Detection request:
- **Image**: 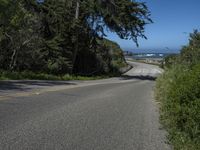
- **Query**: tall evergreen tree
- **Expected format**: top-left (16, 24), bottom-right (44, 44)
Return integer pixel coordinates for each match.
top-left (0, 0), bottom-right (152, 75)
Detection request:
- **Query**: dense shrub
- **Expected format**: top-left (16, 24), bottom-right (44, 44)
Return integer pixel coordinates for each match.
top-left (156, 30), bottom-right (200, 149)
top-left (156, 63), bottom-right (200, 150)
top-left (162, 54), bottom-right (179, 69)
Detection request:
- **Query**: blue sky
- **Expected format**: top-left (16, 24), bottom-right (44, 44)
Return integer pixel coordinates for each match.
top-left (106, 0), bottom-right (200, 53)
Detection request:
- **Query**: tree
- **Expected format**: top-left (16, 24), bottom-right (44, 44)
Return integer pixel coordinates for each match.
top-left (181, 30), bottom-right (200, 65)
top-left (0, 0), bottom-right (152, 75)
top-left (70, 0), bottom-right (152, 73)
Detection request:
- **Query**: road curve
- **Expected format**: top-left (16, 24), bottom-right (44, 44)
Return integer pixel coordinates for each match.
top-left (0, 62), bottom-right (171, 150)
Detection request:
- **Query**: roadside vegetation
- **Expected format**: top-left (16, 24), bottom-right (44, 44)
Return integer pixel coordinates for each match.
top-left (156, 30), bottom-right (200, 150)
top-left (0, 70), bottom-right (118, 81)
top-left (0, 0), bottom-right (151, 80)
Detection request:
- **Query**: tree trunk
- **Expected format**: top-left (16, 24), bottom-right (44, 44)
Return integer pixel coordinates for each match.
top-left (9, 38), bottom-right (32, 71)
top-left (71, 0), bottom-right (80, 74)
top-left (9, 49), bottom-right (18, 70)
top-left (75, 0), bottom-right (80, 20)
top-left (4, 32), bottom-right (16, 71)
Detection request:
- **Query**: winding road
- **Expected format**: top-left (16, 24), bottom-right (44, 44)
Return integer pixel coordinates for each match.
top-left (0, 61), bottom-right (170, 150)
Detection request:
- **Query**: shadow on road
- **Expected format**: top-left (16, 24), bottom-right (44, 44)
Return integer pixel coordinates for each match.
top-left (120, 75), bottom-right (157, 81)
top-left (0, 75), bottom-right (158, 93)
top-left (0, 80), bottom-right (76, 92)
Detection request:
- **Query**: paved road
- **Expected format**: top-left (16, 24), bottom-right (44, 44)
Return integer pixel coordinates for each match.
top-left (0, 62), bottom-right (170, 150)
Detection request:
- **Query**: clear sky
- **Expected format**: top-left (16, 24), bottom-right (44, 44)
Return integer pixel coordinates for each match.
top-left (106, 0), bottom-right (200, 53)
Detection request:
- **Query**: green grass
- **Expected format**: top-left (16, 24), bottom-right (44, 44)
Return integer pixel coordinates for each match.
top-left (0, 70), bottom-right (116, 81)
top-left (112, 60), bottom-right (128, 68)
top-left (155, 64), bottom-right (200, 150)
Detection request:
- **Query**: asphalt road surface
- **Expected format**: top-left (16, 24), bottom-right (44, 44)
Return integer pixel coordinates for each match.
top-left (0, 62), bottom-right (170, 150)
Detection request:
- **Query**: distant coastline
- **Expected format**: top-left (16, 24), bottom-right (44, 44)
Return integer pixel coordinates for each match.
top-left (124, 51), bottom-right (178, 59)
top-left (132, 53), bottom-right (175, 59)
top-left (123, 49), bottom-right (180, 54)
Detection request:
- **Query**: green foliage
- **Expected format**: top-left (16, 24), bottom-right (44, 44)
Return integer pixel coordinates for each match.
top-left (102, 39), bottom-right (127, 68)
top-left (162, 54), bottom-right (179, 69)
top-left (74, 38), bottom-right (128, 75)
top-left (0, 0), bottom-right (151, 76)
top-left (180, 30), bottom-right (200, 66)
top-left (91, 0), bottom-right (152, 45)
top-left (0, 70), bottom-right (111, 81)
top-left (156, 30), bottom-right (200, 149)
top-left (156, 65), bottom-right (200, 150)
top-left (0, 0), bottom-right (44, 71)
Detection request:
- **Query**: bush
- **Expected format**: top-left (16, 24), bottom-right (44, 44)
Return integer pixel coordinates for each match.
top-left (156, 64), bottom-right (200, 149)
top-left (156, 30), bottom-right (200, 149)
top-left (162, 54), bottom-right (179, 69)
